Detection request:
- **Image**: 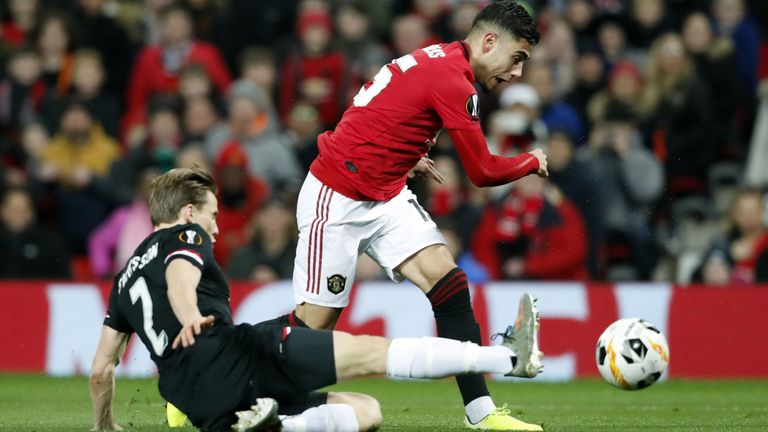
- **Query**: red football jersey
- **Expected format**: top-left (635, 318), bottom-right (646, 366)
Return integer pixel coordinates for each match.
top-left (310, 41), bottom-right (481, 201)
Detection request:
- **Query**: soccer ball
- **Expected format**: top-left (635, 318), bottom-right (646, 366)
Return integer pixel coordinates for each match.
top-left (595, 318), bottom-right (670, 390)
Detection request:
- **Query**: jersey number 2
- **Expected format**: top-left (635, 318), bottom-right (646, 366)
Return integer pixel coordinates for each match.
top-left (129, 277), bottom-right (169, 356)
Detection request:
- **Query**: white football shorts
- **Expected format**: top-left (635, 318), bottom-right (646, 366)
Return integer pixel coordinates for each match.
top-left (292, 173), bottom-right (446, 308)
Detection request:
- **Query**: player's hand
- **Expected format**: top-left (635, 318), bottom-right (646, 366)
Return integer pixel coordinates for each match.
top-left (408, 157), bottom-right (445, 184)
top-left (528, 148), bottom-right (548, 177)
top-left (173, 315), bottom-right (215, 349)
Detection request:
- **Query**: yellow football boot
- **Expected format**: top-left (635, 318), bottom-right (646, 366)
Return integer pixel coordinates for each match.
top-left (166, 402), bottom-right (188, 428)
top-left (464, 405), bottom-right (543, 431)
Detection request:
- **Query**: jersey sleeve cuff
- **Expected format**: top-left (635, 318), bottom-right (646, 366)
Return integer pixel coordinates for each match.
top-left (164, 249), bottom-right (205, 269)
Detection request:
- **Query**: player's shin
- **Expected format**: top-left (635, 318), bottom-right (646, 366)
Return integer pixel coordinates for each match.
top-left (386, 337), bottom-right (515, 378)
top-left (426, 268), bottom-right (493, 412)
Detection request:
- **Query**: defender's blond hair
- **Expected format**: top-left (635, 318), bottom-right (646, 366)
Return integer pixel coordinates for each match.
top-left (148, 166), bottom-right (217, 225)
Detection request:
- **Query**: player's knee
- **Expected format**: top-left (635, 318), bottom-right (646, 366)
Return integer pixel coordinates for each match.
top-left (423, 247), bottom-right (457, 285)
top-left (296, 304), bottom-right (342, 330)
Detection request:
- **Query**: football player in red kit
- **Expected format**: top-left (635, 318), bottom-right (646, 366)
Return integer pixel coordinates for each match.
top-left (273, 2), bottom-right (546, 430)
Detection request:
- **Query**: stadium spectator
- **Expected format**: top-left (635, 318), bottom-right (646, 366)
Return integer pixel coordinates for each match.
top-left (408, 0), bottom-right (452, 41)
top-left (594, 14), bottom-right (634, 68)
top-left (279, 9), bottom-right (351, 128)
top-left (0, 47), bottom-right (46, 142)
top-left (182, 96), bottom-right (222, 144)
top-left (532, 19), bottom-right (578, 98)
top-left (39, 101), bottom-right (118, 252)
top-left (180, 0), bottom-right (226, 45)
top-left (391, 14), bottom-right (439, 57)
top-left (238, 47), bottom-right (278, 105)
top-left (446, 1), bottom-right (481, 40)
top-left (564, 0), bottom-right (596, 46)
top-left (74, 0), bottom-right (135, 97)
top-left (712, 0), bottom-right (760, 100)
top-left (587, 60), bottom-right (645, 125)
top-left (472, 174), bottom-right (588, 281)
top-left (88, 167), bottom-right (157, 279)
top-left (682, 12), bottom-right (743, 159)
top-left (423, 155), bottom-right (482, 250)
top-left (33, 11), bottom-right (78, 100)
top-left (40, 49), bottom-right (120, 138)
top-left (333, 2), bottom-right (380, 78)
top-left (138, 0), bottom-right (175, 45)
top-left (2, 0), bottom-right (39, 48)
top-left (639, 33), bottom-right (713, 197)
top-left (693, 187), bottom-right (768, 285)
top-left (17, 122), bottom-right (50, 186)
top-left (546, 128), bottom-right (606, 278)
top-left (627, 0), bottom-right (670, 50)
top-left (435, 216), bottom-right (489, 284)
top-left (219, 0), bottom-right (297, 70)
top-left (587, 101), bottom-right (664, 280)
top-left (208, 80), bottom-right (302, 191)
top-left (525, 61), bottom-right (585, 143)
top-left (489, 83), bottom-right (547, 157)
top-left (125, 5), bottom-right (231, 121)
top-left (175, 143), bottom-right (210, 171)
top-left (566, 42), bottom-right (607, 130)
top-left (105, 103), bottom-right (182, 205)
top-left (284, 100), bottom-right (322, 174)
top-left (0, 186), bottom-right (70, 278)
top-left (213, 142), bottom-right (269, 267)
top-left (754, 246), bottom-right (768, 283)
top-left (227, 196), bottom-right (297, 282)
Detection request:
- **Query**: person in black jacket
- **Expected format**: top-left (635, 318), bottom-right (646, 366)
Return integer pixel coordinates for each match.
top-left (0, 186), bottom-right (70, 278)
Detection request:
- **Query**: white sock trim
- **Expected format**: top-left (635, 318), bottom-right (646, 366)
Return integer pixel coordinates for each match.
top-left (465, 396), bottom-right (496, 424)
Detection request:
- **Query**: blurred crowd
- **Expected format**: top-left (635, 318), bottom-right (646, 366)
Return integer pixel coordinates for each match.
top-left (1, 0), bottom-right (768, 286)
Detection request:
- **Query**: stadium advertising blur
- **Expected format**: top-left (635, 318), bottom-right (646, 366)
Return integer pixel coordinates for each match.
top-left (1, 281), bottom-right (766, 380)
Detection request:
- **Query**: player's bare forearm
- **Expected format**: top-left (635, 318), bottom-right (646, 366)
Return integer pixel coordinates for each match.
top-left (166, 260), bottom-right (214, 348)
top-left (90, 326), bottom-right (128, 431)
top-left (90, 368), bottom-right (117, 430)
top-left (448, 128), bottom-right (546, 186)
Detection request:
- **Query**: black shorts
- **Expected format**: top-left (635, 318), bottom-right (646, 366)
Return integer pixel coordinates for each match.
top-left (178, 324), bottom-right (337, 432)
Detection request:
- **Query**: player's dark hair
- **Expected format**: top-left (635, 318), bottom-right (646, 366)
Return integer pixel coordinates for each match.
top-left (148, 165), bottom-right (217, 225)
top-left (471, 0), bottom-right (540, 45)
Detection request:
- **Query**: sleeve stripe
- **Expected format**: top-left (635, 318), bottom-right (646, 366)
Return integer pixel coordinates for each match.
top-left (165, 249), bottom-right (204, 266)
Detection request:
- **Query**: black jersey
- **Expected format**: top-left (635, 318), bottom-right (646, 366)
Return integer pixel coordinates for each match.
top-left (103, 223), bottom-right (232, 369)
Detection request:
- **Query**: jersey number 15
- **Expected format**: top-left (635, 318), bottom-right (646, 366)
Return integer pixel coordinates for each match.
top-left (353, 44), bottom-right (445, 107)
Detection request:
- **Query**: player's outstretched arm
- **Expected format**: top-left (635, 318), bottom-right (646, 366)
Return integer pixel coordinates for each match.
top-left (89, 326), bottom-right (129, 431)
top-left (166, 259), bottom-right (214, 348)
top-left (448, 128), bottom-right (547, 186)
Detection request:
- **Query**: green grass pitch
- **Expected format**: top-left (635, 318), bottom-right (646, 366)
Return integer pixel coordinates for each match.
top-left (1, 374), bottom-right (767, 431)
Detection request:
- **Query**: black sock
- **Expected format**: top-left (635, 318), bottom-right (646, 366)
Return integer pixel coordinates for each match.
top-left (426, 267), bottom-right (490, 406)
top-left (256, 311), bottom-right (309, 328)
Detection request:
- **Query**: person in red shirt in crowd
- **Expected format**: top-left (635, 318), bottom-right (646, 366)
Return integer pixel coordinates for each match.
top-left (266, 2), bottom-right (548, 430)
top-left (472, 174), bottom-right (589, 281)
top-left (694, 187), bottom-right (768, 286)
top-left (125, 5), bottom-right (230, 123)
top-left (2, 0), bottom-right (39, 48)
top-left (279, 9), bottom-right (351, 128)
top-left (213, 141), bottom-right (269, 268)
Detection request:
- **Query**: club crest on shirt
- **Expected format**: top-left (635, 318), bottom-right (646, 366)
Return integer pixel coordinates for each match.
top-left (179, 230), bottom-right (203, 246)
top-left (327, 274), bottom-right (347, 294)
top-left (465, 94), bottom-right (479, 121)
